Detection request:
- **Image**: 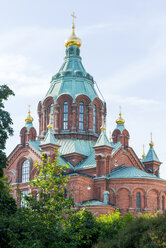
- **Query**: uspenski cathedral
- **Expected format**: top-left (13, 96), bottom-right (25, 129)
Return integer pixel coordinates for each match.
top-left (5, 15), bottom-right (166, 215)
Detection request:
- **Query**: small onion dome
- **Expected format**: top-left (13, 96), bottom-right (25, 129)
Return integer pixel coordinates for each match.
top-left (65, 27), bottom-right (82, 48)
top-left (25, 109), bottom-right (33, 123)
top-left (116, 111), bottom-right (125, 124)
top-left (47, 123), bottom-right (52, 129)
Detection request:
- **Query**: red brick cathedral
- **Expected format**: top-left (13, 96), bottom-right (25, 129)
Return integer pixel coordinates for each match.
top-left (6, 19), bottom-right (166, 215)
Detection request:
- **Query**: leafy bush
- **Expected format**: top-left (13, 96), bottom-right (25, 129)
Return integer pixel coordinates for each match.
top-left (93, 212), bottom-right (166, 248)
top-left (96, 210), bottom-right (134, 241)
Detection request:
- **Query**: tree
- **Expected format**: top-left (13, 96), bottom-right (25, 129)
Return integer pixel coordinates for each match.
top-left (26, 149), bottom-right (75, 222)
top-left (0, 84), bottom-right (14, 177)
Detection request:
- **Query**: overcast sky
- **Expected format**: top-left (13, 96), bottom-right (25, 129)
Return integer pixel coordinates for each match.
top-left (2, 0), bottom-right (166, 178)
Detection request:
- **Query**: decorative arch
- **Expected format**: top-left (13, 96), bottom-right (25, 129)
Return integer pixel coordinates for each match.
top-left (28, 127), bottom-right (37, 141)
top-left (131, 187), bottom-right (146, 194)
top-left (20, 127), bottom-right (28, 146)
top-left (57, 94), bottom-right (73, 131)
top-left (116, 186), bottom-right (131, 194)
top-left (146, 188), bottom-right (159, 212)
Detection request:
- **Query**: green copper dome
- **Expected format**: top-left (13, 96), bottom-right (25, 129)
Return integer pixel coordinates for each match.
top-left (45, 45), bottom-right (99, 102)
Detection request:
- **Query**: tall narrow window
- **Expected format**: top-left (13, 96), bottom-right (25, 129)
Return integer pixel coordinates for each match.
top-left (79, 102), bottom-right (84, 130)
top-left (20, 190), bottom-right (29, 207)
top-left (63, 101), bottom-right (68, 130)
top-left (50, 104), bottom-right (53, 125)
top-left (93, 105), bottom-right (96, 133)
top-left (22, 160), bottom-right (30, 183)
top-left (136, 192), bottom-right (141, 211)
top-left (162, 196), bottom-right (165, 211)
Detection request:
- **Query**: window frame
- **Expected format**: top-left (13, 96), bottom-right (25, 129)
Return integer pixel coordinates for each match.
top-left (79, 102), bottom-right (84, 130)
top-left (21, 160), bottom-right (30, 183)
top-left (63, 101), bottom-right (68, 130)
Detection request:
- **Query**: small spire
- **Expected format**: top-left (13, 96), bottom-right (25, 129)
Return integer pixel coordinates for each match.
top-left (116, 105), bottom-right (125, 124)
top-left (142, 144), bottom-right (146, 159)
top-left (100, 114), bottom-right (105, 131)
top-left (47, 114), bottom-right (52, 129)
top-left (25, 105), bottom-right (34, 123)
top-left (109, 131), bottom-right (112, 142)
top-left (149, 132), bottom-right (154, 147)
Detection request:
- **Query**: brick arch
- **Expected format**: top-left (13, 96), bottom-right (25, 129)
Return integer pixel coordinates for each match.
top-left (146, 188), bottom-right (159, 212)
top-left (75, 94), bottom-right (91, 104)
top-left (131, 187), bottom-right (145, 211)
top-left (159, 190), bottom-right (166, 195)
top-left (28, 127), bottom-right (37, 141)
top-left (92, 97), bottom-right (103, 108)
top-left (43, 96), bottom-right (54, 107)
top-left (122, 129), bottom-right (129, 137)
top-left (112, 129), bottom-right (121, 143)
top-left (75, 95), bottom-right (91, 131)
top-left (116, 187), bottom-right (131, 213)
top-left (16, 156), bottom-right (33, 183)
top-left (131, 186), bottom-right (146, 194)
top-left (57, 94), bottom-right (73, 131)
top-left (20, 127), bottom-right (28, 146)
top-left (116, 186), bottom-right (131, 194)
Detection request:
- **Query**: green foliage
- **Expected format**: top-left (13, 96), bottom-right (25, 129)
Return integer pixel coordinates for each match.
top-left (0, 176), bottom-right (17, 216)
top-left (0, 84), bottom-right (14, 175)
top-left (26, 151), bottom-right (75, 222)
top-left (93, 212), bottom-right (166, 248)
top-left (66, 208), bottom-right (99, 248)
top-left (96, 210), bottom-right (134, 241)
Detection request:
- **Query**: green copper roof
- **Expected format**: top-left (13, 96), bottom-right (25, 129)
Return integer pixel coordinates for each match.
top-left (109, 165), bottom-right (163, 180)
top-left (94, 129), bottom-right (111, 148)
top-left (45, 46), bottom-right (99, 102)
top-left (142, 146), bottom-right (160, 163)
top-left (40, 128), bottom-right (59, 146)
top-left (57, 139), bottom-right (95, 156)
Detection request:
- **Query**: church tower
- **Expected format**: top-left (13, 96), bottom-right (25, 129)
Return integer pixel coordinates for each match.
top-left (37, 14), bottom-right (105, 144)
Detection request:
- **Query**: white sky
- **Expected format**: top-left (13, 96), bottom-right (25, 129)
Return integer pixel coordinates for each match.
top-left (2, 0), bottom-right (166, 178)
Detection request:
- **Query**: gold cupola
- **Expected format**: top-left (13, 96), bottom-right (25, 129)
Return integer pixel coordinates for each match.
top-left (25, 105), bottom-right (34, 123)
top-left (65, 12), bottom-right (82, 48)
top-left (116, 106), bottom-right (125, 124)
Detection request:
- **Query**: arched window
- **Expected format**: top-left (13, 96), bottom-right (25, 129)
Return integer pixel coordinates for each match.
top-left (162, 196), bottom-right (165, 211)
top-left (93, 105), bottom-right (97, 133)
top-left (63, 101), bottom-right (68, 130)
top-left (136, 192), bottom-right (141, 212)
top-left (50, 104), bottom-right (53, 125)
top-left (22, 160), bottom-right (30, 183)
top-left (79, 102), bottom-right (84, 130)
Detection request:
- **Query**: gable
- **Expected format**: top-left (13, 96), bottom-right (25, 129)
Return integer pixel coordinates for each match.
top-left (112, 146), bottom-right (145, 171)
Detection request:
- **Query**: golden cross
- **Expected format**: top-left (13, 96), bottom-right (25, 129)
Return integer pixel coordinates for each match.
top-left (71, 12), bottom-right (76, 28)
